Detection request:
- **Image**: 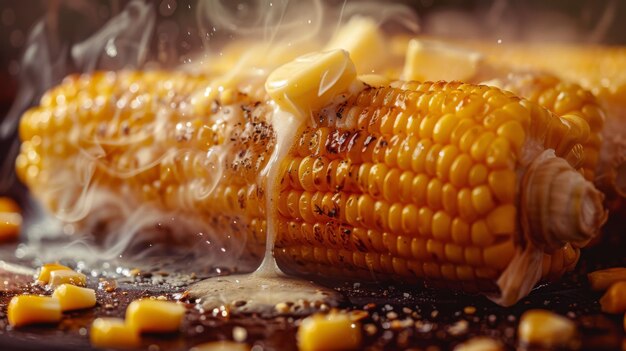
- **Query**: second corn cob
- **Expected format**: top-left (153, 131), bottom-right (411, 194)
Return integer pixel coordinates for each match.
top-left (17, 51), bottom-right (606, 305)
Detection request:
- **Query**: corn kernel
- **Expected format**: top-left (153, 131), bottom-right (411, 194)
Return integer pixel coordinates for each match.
top-left (49, 269), bottom-right (87, 288)
top-left (189, 341), bottom-right (250, 351)
top-left (0, 197), bottom-right (21, 241)
top-left (297, 311), bottom-right (362, 351)
top-left (600, 281), bottom-right (626, 314)
top-left (324, 16), bottom-right (386, 74)
top-left (402, 39), bottom-right (482, 82)
top-left (588, 267), bottom-right (626, 291)
top-left (518, 310), bottom-right (577, 348)
top-left (8, 295), bottom-right (62, 327)
top-left (125, 299), bottom-right (186, 333)
top-left (52, 284), bottom-right (96, 311)
top-left (36, 263), bottom-right (73, 284)
top-left (90, 318), bottom-right (140, 349)
top-left (265, 50), bottom-right (357, 116)
top-left (454, 337), bottom-right (503, 351)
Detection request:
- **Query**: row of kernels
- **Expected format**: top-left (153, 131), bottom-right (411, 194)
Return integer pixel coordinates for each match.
top-left (281, 244), bottom-right (501, 281)
top-left (279, 225), bottom-right (513, 272)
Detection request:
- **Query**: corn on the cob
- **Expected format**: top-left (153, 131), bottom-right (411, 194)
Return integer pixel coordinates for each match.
top-left (17, 58), bottom-right (606, 305)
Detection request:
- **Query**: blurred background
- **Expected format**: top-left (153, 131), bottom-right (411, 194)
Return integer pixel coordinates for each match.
top-left (0, 0), bottom-right (624, 200)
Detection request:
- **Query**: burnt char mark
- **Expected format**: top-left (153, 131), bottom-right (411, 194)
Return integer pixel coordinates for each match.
top-left (325, 130), bottom-right (352, 156)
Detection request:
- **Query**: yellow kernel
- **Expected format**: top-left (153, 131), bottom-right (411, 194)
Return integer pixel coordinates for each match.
top-left (416, 207), bottom-right (433, 237)
top-left (588, 268), bottom-right (626, 291)
top-left (444, 243), bottom-right (464, 263)
top-left (465, 247), bottom-right (483, 266)
top-left (401, 204), bottom-right (419, 234)
top-left (470, 132), bottom-right (496, 161)
top-left (37, 263), bottom-right (73, 284)
top-left (425, 144), bottom-right (443, 177)
top-left (471, 220), bottom-right (492, 246)
top-left (451, 218), bottom-right (470, 245)
top-left (90, 318), bottom-right (140, 349)
top-left (8, 295), bottom-right (62, 327)
top-left (468, 164), bottom-right (488, 187)
top-left (433, 114), bottom-right (458, 144)
top-left (497, 120), bottom-right (525, 155)
top-left (419, 115), bottom-right (438, 139)
top-left (457, 188), bottom-right (477, 222)
top-left (471, 185), bottom-right (495, 215)
top-left (459, 125), bottom-right (483, 153)
top-left (485, 136), bottom-right (513, 168)
top-left (518, 310), bottom-right (577, 348)
top-left (297, 312), bottom-right (362, 351)
top-left (436, 145), bottom-right (459, 181)
top-left (486, 205), bottom-right (516, 235)
top-left (125, 299), bottom-right (186, 333)
top-left (0, 197), bottom-right (21, 242)
top-left (411, 174), bottom-right (429, 206)
top-left (488, 169), bottom-right (516, 203)
top-left (441, 183), bottom-right (458, 215)
top-left (426, 178), bottom-right (443, 210)
top-left (454, 337), bottom-right (503, 351)
top-left (412, 139), bottom-right (433, 174)
top-left (483, 240), bottom-right (515, 270)
top-left (52, 284), bottom-right (96, 311)
top-left (449, 154), bottom-right (472, 187)
top-left (431, 211), bottom-right (451, 240)
top-left (49, 270), bottom-right (87, 288)
top-left (190, 341), bottom-right (250, 351)
top-left (600, 281), bottom-right (626, 314)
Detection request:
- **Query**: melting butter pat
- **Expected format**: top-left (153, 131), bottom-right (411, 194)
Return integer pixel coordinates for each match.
top-left (403, 39), bottom-right (482, 82)
top-left (90, 318), bottom-right (140, 349)
top-left (125, 299), bottom-right (186, 333)
top-left (324, 16), bottom-right (385, 74)
top-left (8, 295), bottom-right (62, 327)
top-left (52, 284), bottom-right (96, 311)
top-left (36, 263), bottom-right (73, 284)
top-left (49, 269), bottom-right (87, 288)
top-left (265, 49), bottom-right (357, 116)
top-left (297, 311), bottom-right (362, 351)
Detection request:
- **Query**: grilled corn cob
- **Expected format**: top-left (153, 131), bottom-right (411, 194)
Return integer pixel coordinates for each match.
top-left (17, 52), bottom-right (606, 305)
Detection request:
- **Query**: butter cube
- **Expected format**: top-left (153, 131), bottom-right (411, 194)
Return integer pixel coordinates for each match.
top-left (8, 295), bottom-right (62, 327)
top-left (36, 263), bottom-right (73, 284)
top-left (265, 49), bottom-right (357, 116)
top-left (297, 311), bottom-right (362, 351)
top-left (52, 284), bottom-right (96, 311)
top-left (325, 16), bottom-right (386, 74)
top-left (49, 269), bottom-right (87, 288)
top-left (125, 299), bottom-right (186, 333)
top-left (90, 318), bottom-right (140, 349)
top-left (402, 39), bottom-right (482, 82)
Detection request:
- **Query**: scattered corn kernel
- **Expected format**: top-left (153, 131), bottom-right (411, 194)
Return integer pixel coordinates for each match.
top-left (90, 318), bottom-right (140, 349)
top-left (0, 197), bottom-right (21, 241)
top-left (52, 284), bottom-right (96, 311)
top-left (265, 49), bottom-right (357, 116)
top-left (125, 299), bottom-right (186, 333)
top-left (7, 295), bottom-right (62, 327)
top-left (36, 263), bottom-right (73, 284)
top-left (600, 281), bottom-right (626, 314)
top-left (48, 269), bottom-right (87, 288)
top-left (297, 311), bottom-right (362, 351)
top-left (588, 267), bottom-right (626, 291)
top-left (402, 39), bottom-right (482, 82)
top-left (454, 337), bottom-right (503, 351)
top-left (324, 16), bottom-right (386, 74)
top-left (189, 341), bottom-right (250, 351)
top-left (518, 309), bottom-right (577, 348)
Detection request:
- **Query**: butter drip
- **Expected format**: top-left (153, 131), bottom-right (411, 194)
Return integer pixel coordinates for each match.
top-left (189, 50), bottom-right (361, 313)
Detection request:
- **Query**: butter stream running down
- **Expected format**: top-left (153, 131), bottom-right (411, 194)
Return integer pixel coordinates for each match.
top-left (16, 19), bottom-right (611, 308)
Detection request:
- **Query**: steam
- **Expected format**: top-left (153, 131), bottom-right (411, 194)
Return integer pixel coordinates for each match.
top-left (3, 0), bottom-right (617, 273)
